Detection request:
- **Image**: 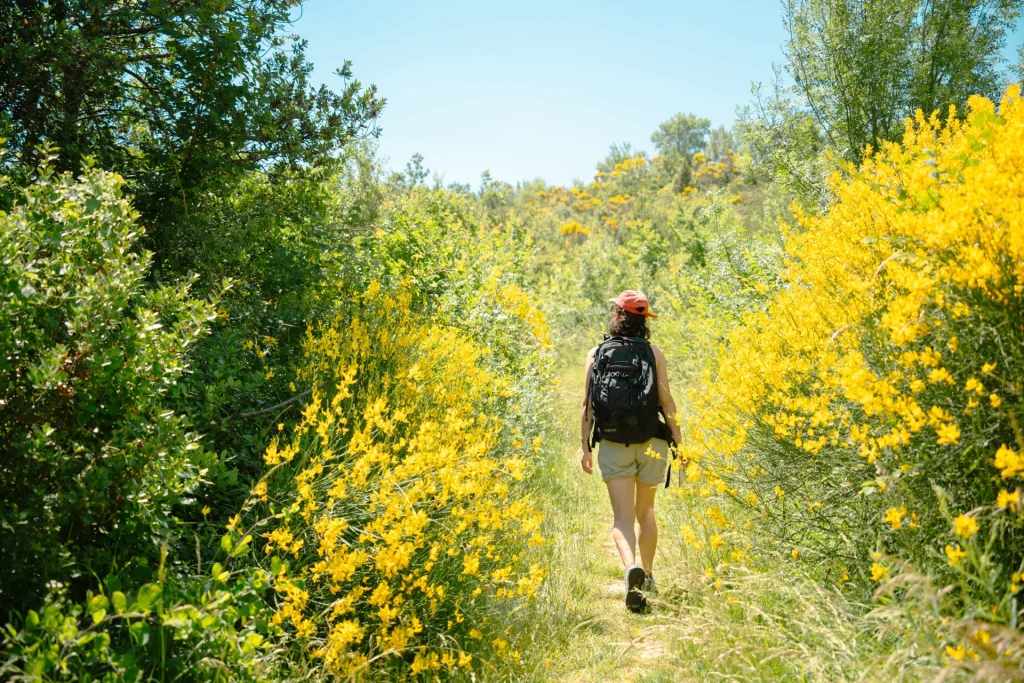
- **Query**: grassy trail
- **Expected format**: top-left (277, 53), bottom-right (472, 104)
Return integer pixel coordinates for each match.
top-left (531, 362), bottom-right (888, 683)
top-left (535, 362), bottom-right (682, 683)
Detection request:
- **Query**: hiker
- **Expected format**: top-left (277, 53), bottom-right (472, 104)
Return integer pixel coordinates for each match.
top-left (580, 290), bottom-right (684, 612)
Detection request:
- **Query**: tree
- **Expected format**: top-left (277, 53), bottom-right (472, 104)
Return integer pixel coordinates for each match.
top-left (651, 113), bottom-right (711, 161)
top-left (784, 0), bottom-right (1022, 162)
top-left (596, 141), bottom-right (647, 173)
top-left (705, 125), bottom-right (737, 162)
top-left (0, 0), bottom-right (383, 239)
top-left (738, 70), bottom-right (829, 207)
top-left (650, 112), bottom-right (711, 190)
top-left (402, 152), bottom-right (430, 187)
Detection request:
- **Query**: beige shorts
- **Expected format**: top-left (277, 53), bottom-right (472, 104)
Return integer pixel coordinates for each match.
top-left (597, 438), bottom-right (671, 485)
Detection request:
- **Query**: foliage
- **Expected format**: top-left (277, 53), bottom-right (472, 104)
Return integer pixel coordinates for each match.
top-left (682, 87), bottom-right (1024, 674)
top-left (246, 280), bottom-right (549, 678)
top-left (596, 142), bottom-right (648, 174)
top-left (650, 112), bottom-right (712, 189)
top-left (0, 154), bottom-right (223, 616)
top-left (0, 0), bottom-right (382, 232)
top-left (738, 71), bottom-right (830, 208)
top-left (1, 558), bottom-right (284, 682)
top-left (783, 0), bottom-right (1022, 162)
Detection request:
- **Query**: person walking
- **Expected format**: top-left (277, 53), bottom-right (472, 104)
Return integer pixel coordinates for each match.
top-left (580, 290), bottom-right (683, 612)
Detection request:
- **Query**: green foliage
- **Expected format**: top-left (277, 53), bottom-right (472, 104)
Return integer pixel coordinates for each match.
top-left (738, 72), bottom-right (829, 208)
top-left (783, 0), bottom-right (1022, 161)
top-left (596, 142), bottom-right (648, 174)
top-left (0, 153), bottom-right (223, 615)
top-left (0, 562), bottom-right (283, 682)
top-left (704, 125), bottom-right (737, 162)
top-left (651, 112), bottom-right (711, 189)
top-left (0, 0), bottom-right (382, 232)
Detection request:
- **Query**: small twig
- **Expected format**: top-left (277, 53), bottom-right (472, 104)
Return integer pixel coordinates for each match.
top-left (233, 389), bottom-right (312, 420)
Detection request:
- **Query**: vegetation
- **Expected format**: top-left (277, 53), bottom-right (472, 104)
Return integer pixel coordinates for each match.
top-left (2, 0), bottom-right (1024, 681)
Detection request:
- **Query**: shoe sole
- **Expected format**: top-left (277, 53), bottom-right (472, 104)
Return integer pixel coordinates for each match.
top-left (625, 566), bottom-right (647, 613)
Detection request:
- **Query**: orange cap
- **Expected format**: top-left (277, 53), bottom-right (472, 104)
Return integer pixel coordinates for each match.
top-left (610, 290), bottom-right (657, 318)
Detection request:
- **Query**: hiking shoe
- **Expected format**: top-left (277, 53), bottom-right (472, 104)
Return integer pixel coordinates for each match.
top-left (625, 565), bottom-right (647, 613)
top-left (642, 575), bottom-right (658, 595)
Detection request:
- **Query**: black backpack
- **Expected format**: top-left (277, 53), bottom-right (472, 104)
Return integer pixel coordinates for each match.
top-left (587, 335), bottom-right (676, 487)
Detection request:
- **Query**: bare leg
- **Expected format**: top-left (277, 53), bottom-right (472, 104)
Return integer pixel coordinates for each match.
top-left (605, 477), bottom-right (638, 569)
top-left (635, 481), bottom-right (659, 576)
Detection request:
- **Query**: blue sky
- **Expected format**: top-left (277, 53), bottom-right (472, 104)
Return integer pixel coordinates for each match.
top-left (293, 1), bottom-right (1023, 188)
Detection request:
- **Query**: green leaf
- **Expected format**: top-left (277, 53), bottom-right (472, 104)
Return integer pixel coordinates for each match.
top-left (88, 594), bottom-right (109, 613)
top-left (135, 583), bottom-right (162, 612)
top-left (91, 608), bottom-right (106, 624)
top-left (129, 620), bottom-right (150, 646)
top-left (220, 534), bottom-right (234, 554)
top-left (25, 610), bottom-right (39, 628)
top-left (112, 591), bottom-right (127, 614)
top-left (229, 534), bottom-right (252, 558)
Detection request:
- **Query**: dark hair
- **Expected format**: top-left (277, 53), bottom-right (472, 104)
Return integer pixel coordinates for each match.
top-left (608, 305), bottom-right (651, 339)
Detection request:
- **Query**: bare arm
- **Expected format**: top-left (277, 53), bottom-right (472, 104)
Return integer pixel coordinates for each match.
top-left (580, 347), bottom-right (596, 474)
top-left (652, 345), bottom-right (683, 449)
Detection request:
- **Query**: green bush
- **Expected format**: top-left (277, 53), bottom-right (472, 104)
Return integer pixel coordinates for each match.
top-left (0, 154), bottom-right (224, 615)
top-left (0, 559), bottom-right (284, 682)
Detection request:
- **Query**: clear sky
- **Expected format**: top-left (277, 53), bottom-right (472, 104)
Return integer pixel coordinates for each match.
top-left (293, 1), bottom-right (1023, 189)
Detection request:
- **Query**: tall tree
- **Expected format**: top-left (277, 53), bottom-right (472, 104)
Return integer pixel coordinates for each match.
top-left (705, 125), bottom-right (737, 161)
top-left (651, 112), bottom-right (711, 161)
top-left (596, 141), bottom-right (647, 173)
top-left (784, 0), bottom-right (1022, 161)
top-left (651, 112), bottom-right (711, 190)
top-left (0, 0), bottom-right (383, 235)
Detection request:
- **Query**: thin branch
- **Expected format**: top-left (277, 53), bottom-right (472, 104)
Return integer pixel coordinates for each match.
top-left (233, 389), bottom-right (312, 420)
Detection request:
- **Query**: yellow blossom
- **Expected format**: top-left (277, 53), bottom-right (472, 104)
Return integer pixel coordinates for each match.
top-left (953, 514), bottom-right (979, 539)
top-left (945, 544), bottom-right (967, 567)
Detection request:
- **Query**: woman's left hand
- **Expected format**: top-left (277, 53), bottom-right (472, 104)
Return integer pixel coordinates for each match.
top-left (580, 449), bottom-right (593, 474)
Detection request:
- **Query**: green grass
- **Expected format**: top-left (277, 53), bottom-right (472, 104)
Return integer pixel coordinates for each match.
top-left (513, 358), bottom-right (962, 682)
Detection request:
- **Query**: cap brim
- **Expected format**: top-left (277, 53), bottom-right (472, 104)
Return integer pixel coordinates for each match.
top-left (610, 298), bottom-right (659, 318)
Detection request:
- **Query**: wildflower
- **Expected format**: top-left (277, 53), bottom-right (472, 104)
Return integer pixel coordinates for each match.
top-left (883, 506), bottom-right (907, 531)
top-left (710, 534), bottom-right (727, 549)
top-left (201, 505), bottom-right (211, 516)
top-left (953, 514), bottom-right (979, 539)
top-left (990, 393), bottom-right (1002, 408)
top-left (982, 362), bottom-right (997, 373)
top-left (995, 445), bottom-right (1024, 478)
top-left (791, 548), bottom-right (800, 559)
top-left (996, 489), bottom-right (1019, 511)
top-left (870, 563), bottom-right (889, 581)
top-left (945, 544), bottom-right (967, 567)
top-left (774, 485), bottom-right (785, 499)
top-left (936, 423), bottom-right (961, 445)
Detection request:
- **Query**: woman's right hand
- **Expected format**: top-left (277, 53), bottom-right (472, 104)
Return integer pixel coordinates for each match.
top-left (580, 449), bottom-right (593, 475)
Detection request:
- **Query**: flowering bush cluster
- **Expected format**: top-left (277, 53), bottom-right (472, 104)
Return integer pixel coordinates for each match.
top-left (246, 280), bottom-right (549, 678)
top-left (681, 87), bottom-right (1024, 671)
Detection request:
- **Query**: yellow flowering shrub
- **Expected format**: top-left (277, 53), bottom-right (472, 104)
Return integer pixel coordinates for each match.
top-left (683, 87), bottom-right (1024, 655)
top-left (256, 281), bottom-right (547, 678)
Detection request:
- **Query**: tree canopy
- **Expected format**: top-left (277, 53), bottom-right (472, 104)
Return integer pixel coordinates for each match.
top-left (0, 0), bottom-right (383, 228)
top-left (784, 0), bottom-right (1023, 161)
